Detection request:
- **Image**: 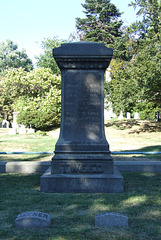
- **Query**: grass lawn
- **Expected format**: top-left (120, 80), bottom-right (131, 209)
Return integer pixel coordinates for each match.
top-left (0, 120), bottom-right (161, 161)
top-left (0, 172), bottom-right (161, 240)
top-left (0, 129), bottom-right (57, 161)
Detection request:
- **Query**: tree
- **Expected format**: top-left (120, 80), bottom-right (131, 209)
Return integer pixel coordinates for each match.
top-left (0, 40), bottom-right (33, 76)
top-left (15, 86), bottom-right (61, 130)
top-left (75, 0), bottom-right (123, 44)
top-left (0, 68), bottom-right (27, 122)
top-left (0, 68), bottom-right (61, 129)
top-left (105, 60), bottom-right (140, 116)
top-left (36, 37), bottom-right (67, 75)
top-left (105, 0), bottom-right (161, 119)
top-left (129, 0), bottom-right (161, 39)
top-left (128, 0), bottom-right (161, 104)
top-left (128, 38), bottom-right (161, 104)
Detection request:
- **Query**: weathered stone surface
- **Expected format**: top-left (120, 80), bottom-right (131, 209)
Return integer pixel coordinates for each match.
top-left (51, 42), bottom-right (114, 179)
top-left (40, 167), bottom-right (124, 193)
top-left (0, 162), bottom-right (6, 173)
top-left (95, 212), bottom-right (128, 227)
top-left (1, 161), bottom-right (161, 174)
top-left (6, 161), bottom-right (50, 174)
top-left (51, 42), bottom-right (113, 164)
top-left (52, 158), bottom-right (113, 174)
top-left (15, 211), bottom-right (51, 229)
top-left (40, 42), bottom-right (124, 193)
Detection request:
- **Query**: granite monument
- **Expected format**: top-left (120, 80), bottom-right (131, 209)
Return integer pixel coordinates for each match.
top-left (40, 42), bottom-right (124, 193)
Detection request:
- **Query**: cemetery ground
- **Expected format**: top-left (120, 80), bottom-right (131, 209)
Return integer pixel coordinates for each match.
top-left (0, 119), bottom-right (161, 239)
top-left (0, 119), bottom-right (161, 162)
top-left (0, 172), bottom-right (161, 239)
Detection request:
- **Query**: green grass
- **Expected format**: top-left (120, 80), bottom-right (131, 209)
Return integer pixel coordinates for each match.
top-left (0, 119), bottom-right (161, 161)
top-left (0, 172), bottom-right (161, 240)
top-left (0, 129), bottom-right (57, 161)
top-left (112, 145), bottom-right (161, 160)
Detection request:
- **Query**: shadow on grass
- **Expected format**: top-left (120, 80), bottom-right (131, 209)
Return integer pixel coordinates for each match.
top-left (105, 119), bottom-right (161, 133)
top-left (116, 145), bottom-right (161, 160)
top-left (0, 173), bottom-right (161, 240)
top-left (137, 145), bottom-right (161, 152)
top-left (1, 145), bottom-right (160, 162)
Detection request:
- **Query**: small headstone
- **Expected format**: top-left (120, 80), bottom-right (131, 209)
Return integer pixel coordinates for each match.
top-left (19, 125), bottom-right (27, 134)
top-left (126, 112), bottom-right (131, 119)
top-left (118, 111), bottom-right (124, 120)
top-left (134, 112), bottom-right (140, 119)
top-left (95, 212), bottom-right (128, 228)
top-left (8, 128), bottom-right (17, 135)
top-left (104, 109), bottom-right (111, 120)
top-left (27, 128), bottom-right (35, 134)
top-left (2, 119), bottom-right (9, 128)
top-left (15, 211), bottom-right (51, 229)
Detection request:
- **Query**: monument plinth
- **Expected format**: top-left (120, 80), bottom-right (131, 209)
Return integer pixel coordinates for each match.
top-left (40, 42), bottom-right (124, 193)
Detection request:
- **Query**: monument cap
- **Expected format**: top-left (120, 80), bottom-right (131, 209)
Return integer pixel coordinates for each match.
top-left (53, 41), bottom-right (113, 57)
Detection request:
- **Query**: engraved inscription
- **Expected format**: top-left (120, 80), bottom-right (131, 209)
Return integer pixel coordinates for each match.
top-left (62, 70), bottom-right (103, 141)
top-left (17, 212), bottom-right (50, 220)
top-left (60, 163), bottom-right (104, 174)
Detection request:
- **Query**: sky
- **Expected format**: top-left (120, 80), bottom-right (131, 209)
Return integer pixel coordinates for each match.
top-left (0, 0), bottom-right (139, 65)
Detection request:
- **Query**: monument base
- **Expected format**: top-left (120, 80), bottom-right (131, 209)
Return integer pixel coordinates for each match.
top-left (40, 166), bottom-right (124, 193)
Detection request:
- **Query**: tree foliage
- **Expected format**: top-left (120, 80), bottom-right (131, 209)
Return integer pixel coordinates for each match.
top-left (129, 0), bottom-right (161, 38)
top-left (0, 68), bottom-right (61, 130)
top-left (15, 86), bottom-right (61, 130)
top-left (0, 40), bottom-right (33, 76)
top-left (105, 60), bottom-right (140, 116)
top-left (75, 0), bottom-right (123, 44)
top-left (106, 0), bottom-right (161, 119)
top-left (36, 37), bottom-right (67, 75)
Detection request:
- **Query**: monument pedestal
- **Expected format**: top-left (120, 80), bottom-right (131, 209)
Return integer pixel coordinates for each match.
top-left (40, 42), bottom-right (124, 193)
top-left (41, 167), bottom-right (124, 193)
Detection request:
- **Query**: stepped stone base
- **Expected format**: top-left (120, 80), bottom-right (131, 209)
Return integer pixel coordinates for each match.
top-left (40, 166), bottom-right (124, 193)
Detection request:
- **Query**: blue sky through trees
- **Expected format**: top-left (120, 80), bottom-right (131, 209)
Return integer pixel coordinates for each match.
top-left (0, 0), bottom-right (139, 64)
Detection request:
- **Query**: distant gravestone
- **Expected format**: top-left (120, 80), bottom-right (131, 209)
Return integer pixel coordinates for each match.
top-left (118, 111), bottom-right (124, 120)
top-left (27, 128), bottom-right (35, 134)
top-left (2, 120), bottom-right (9, 128)
top-left (15, 211), bottom-right (51, 229)
top-left (12, 112), bottom-right (19, 128)
top-left (126, 112), bottom-right (131, 119)
top-left (19, 125), bottom-right (27, 134)
top-left (134, 112), bottom-right (140, 120)
top-left (8, 128), bottom-right (17, 135)
top-left (95, 212), bottom-right (128, 228)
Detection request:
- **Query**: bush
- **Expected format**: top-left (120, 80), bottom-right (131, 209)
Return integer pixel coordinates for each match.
top-left (132, 101), bottom-right (160, 120)
top-left (16, 86), bottom-right (61, 130)
top-left (1, 67), bottom-right (62, 130)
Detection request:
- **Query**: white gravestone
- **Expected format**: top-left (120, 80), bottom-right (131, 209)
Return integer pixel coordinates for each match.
top-left (27, 128), bottom-right (35, 134)
top-left (19, 125), bottom-right (27, 134)
top-left (12, 112), bottom-right (19, 128)
top-left (126, 112), bottom-right (131, 119)
top-left (2, 120), bottom-right (9, 128)
top-left (118, 111), bottom-right (124, 120)
top-left (134, 112), bottom-right (140, 119)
